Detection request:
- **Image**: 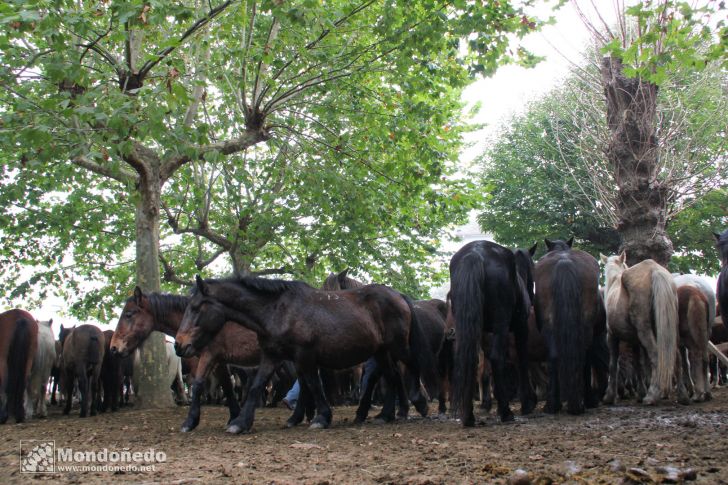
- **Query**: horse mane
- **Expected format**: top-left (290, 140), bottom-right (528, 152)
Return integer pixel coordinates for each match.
top-left (130, 293), bottom-right (190, 320)
top-left (234, 276), bottom-right (311, 295)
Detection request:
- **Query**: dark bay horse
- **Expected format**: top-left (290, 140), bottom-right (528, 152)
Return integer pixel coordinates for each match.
top-left (716, 229), bottom-right (728, 332)
top-left (450, 240), bottom-right (536, 426)
top-left (61, 324), bottom-right (105, 418)
top-left (534, 238), bottom-right (607, 415)
top-left (0, 309), bottom-right (38, 423)
top-left (178, 275), bottom-right (435, 433)
top-left (322, 269), bottom-right (440, 419)
top-left (110, 287), bottom-right (260, 432)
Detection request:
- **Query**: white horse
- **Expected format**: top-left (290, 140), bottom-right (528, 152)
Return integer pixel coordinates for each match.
top-left (26, 319), bottom-right (57, 418)
top-left (673, 274), bottom-right (716, 327)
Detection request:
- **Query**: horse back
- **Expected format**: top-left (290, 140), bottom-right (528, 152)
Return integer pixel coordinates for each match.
top-left (63, 325), bottom-right (105, 371)
top-left (677, 285), bottom-right (709, 343)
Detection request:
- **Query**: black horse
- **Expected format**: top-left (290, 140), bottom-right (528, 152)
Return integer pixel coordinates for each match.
top-left (178, 275), bottom-right (435, 433)
top-left (450, 240), bottom-right (537, 426)
top-left (534, 238), bottom-right (608, 415)
top-left (715, 229), bottom-right (728, 332)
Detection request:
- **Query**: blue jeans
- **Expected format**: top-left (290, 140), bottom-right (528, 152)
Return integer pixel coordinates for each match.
top-left (285, 380), bottom-right (300, 406)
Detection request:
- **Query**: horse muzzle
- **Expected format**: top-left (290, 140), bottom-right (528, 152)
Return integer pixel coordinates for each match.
top-left (174, 341), bottom-right (195, 358)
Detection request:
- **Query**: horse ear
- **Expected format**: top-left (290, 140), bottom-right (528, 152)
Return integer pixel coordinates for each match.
top-left (338, 268), bottom-right (349, 282)
top-left (196, 275), bottom-right (209, 296)
top-left (618, 251), bottom-right (626, 264)
top-left (544, 239), bottom-right (553, 250)
top-left (528, 243), bottom-right (538, 257)
top-left (599, 253), bottom-right (608, 264)
top-left (133, 286), bottom-right (143, 303)
top-left (49, 318), bottom-right (53, 325)
top-left (567, 237), bottom-right (574, 248)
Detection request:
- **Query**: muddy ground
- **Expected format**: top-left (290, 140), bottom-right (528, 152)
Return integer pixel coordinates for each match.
top-left (2, 388), bottom-right (728, 484)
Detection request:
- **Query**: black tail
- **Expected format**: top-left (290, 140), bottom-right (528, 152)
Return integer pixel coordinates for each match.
top-left (402, 294), bottom-right (439, 397)
top-left (87, 336), bottom-right (101, 366)
top-left (552, 259), bottom-right (584, 413)
top-left (7, 318), bottom-right (32, 421)
top-left (450, 256), bottom-right (486, 418)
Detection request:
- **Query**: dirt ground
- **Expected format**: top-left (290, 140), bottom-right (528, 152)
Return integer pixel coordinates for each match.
top-left (2, 388), bottom-right (728, 485)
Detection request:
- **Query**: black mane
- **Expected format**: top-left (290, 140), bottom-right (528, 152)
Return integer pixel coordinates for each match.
top-left (128, 293), bottom-right (189, 320)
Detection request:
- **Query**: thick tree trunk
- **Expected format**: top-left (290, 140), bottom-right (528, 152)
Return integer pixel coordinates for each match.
top-left (601, 57), bottom-right (673, 267)
top-left (133, 157), bottom-right (174, 408)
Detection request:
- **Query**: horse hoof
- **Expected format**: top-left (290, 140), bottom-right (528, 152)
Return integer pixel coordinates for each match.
top-left (285, 421), bottom-right (298, 429)
top-left (353, 416), bottom-right (366, 425)
top-left (642, 396), bottom-right (657, 406)
top-left (180, 426), bottom-right (192, 433)
top-left (226, 424), bottom-right (244, 434)
top-left (500, 413), bottom-right (515, 423)
top-left (461, 416), bottom-right (475, 427)
top-left (308, 422), bottom-right (327, 430)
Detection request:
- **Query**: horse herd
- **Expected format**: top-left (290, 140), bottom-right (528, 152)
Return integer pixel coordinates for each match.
top-left (1, 229), bottom-right (727, 436)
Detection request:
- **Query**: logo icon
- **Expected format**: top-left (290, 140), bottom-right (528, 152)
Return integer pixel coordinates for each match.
top-left (20, 440), bottom-right (55, 473)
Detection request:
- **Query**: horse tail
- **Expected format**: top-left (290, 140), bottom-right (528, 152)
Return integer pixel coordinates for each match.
top-left (552, 258), bottom-right (584, 412)
top-left (7, 318), bottom-right (32, 420)
top-left (651, 270), bottom-right (678, 396)
top-left (87, 335), bottom-right (101, 366)
top-left (450, 257), bottom-right (485, 419)
top-left (401, 294), bottom-right (438, 398)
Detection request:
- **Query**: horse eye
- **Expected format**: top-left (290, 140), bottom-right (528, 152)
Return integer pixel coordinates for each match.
top-left (125, 311), bottom-right (133, 319)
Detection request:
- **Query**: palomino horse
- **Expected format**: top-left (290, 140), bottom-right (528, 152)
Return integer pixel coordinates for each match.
top-left (716, 229), bottom-right (728, 332)
top-left (534, 238), bottom-right (607, 415)
top-left (27, 319), bottom-right (57, 418)
top-left (178, 275), bottom-right (435, 433)
top-left (111, 287), bottom-right (260, 432)
top-left (61, 324), bottom-right (105, 418)
top-left (677, 285), bottom-right (711, 402)
top-left (601, 253), bottom-right (688, 405)
top-left (0, 309), bottom-right (38, 423)
top-left (450, 240), bottom-right (536, 426)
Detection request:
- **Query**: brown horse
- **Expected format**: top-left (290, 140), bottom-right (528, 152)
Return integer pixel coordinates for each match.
top-left (0, 309), bottom-right (39, 424)
top-left (601, 253), bottom-right (688, 405)
top-left (677, 285), bottom-right (711, 402)
top-left (178, 275), bottom-right (435, 433)
top-left (716, 229), bottom-right (728, 333)
top-left (61, 324), bottom-right (105, 418)
top-left (534, 239), bottom-right (607, 415)
top-left (111, 287), bottom-right (260, 432)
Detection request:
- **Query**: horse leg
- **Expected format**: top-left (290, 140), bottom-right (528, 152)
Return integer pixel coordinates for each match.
top-left (637, 327), bottom-right (662, 405)
top-left (216, 365), bottom-right (240, 425)
top-left (675, 347), bottom-right (691, 405)
top-left (90, 370), bottom-right (101, 417)
top-left (478, 353), bottom-right (492, 411)
top-left (543, 332), bottom-right (561, 414)
top-left (181, 353), bottom-right (215, 432)
top-left (375, 359), bottom-right (405, 423)
top-left (354, 357), bottom-right (382, 424)
top-left (299, 367), bottom-right (333, 429)
top-left (490, 330), bottom-right (514, 422)
top-left (77, 366), bottom-right (89, 418)
top-left (602, 334), bottom-right (620, 405)
top-left (226, 355), bottom-right (278, 434)
top-left (513, 316), bottom-right (536, 415)
top-left (285, 378), bottom-right (311, 428)
top-left (63, 369), bottom-right (73, 416)
top-left (0, 361), bottom-right (8, 424)
top-left (681, 347), bottom-right (695, 398)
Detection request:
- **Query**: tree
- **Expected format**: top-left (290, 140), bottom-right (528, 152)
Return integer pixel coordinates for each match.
top-left (0, 1), bottom-right (555, 405)
top-left (478, 59), bottom-right (727, 273)
top-left (574, 0), bottom-right (727, 266)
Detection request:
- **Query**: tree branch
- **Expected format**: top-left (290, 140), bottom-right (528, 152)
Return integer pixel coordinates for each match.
top-left (71, 155), bottom-right (136, 185)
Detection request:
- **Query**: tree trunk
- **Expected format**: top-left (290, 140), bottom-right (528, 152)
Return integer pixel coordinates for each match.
top-left (133, 156), bottom-right (174, 408)
top-left (601, 56), bottom-right (673, 267)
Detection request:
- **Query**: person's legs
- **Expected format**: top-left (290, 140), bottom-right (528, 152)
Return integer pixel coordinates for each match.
top-left (283, 379), bottom-right (300, 409)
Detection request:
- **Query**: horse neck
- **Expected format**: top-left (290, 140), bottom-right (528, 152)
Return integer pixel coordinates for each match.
top-left (148, 294), bottom-right (188, 337)
top-left (217, 292), bottom-right (273, 337)
top-left (604, 265), bottom-right (622, 297)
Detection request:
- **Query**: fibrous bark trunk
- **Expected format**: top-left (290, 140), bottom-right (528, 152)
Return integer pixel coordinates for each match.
top-left (601, 56), bottom-right (673, 267)
top-left (133, 153), bottom-right (174, 408)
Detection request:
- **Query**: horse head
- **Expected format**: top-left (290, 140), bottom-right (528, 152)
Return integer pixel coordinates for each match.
top-left (544, 237), bottom-right (573, 253)
top-left (175, 276), bottom-right (228, 358)
top-left (109, 286), bottom-right (155, 358)
top-left (58, 323), bottom-right (75, 346)
top-left (600, 251), bottom-right (628, 292)
top-left (513, 243), bottom-right (537, 304)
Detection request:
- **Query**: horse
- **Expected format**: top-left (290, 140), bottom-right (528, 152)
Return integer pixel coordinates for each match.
top-left (49, 339), bottom-right (63, 405)
top-left (533, 238), bottom-right (607, 415)
top-left (111, 287), bottom-right (259, 432)
top-left (450, 240), bottom-right (536, 426)
top-left (676, 285), bottom-right (711, 402)
top-left (674, 274), bottom-right (716, 331)
top-left (715, 229), bottom-right (728, 332)
top-left (61, 324), bottom-right (105, 418)
top-left (100, 329), bottom-right (125, 412)
top-left (178, 275), bottom-right (436, 433)
top-left (0, 309), bottom-right (39, 423)
top-left (27, 319), bottom-right (57, 418)
top-left (322, 269), bottom-right (439, 419)
top-left (601, 252), bottom-right (688, 405)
